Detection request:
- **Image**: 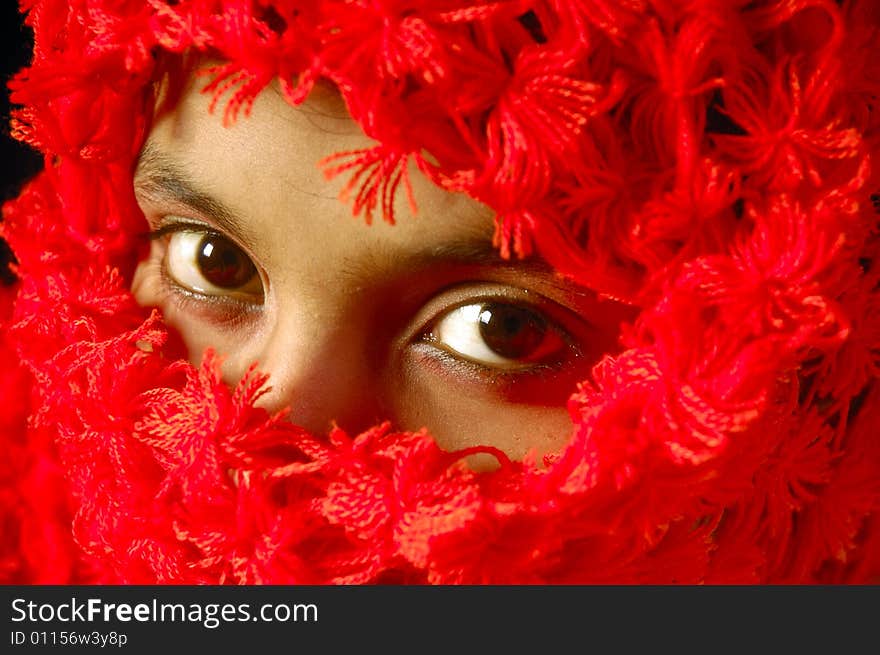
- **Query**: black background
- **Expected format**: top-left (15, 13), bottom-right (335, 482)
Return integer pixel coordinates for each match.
top-left (1, 3), bottom-right (41, 203)
top-left (2, 3), bottom-right (41, 281)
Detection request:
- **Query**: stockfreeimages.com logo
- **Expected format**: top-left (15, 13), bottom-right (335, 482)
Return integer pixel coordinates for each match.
top-left (11, 597), bottom-right (318, 630)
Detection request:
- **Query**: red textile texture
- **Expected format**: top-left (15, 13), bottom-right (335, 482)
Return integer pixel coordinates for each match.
top-left (1, 0), bottom-right (879, 584)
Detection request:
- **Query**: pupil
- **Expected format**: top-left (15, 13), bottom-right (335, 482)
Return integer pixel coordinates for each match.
top-left (196, 235), bottom-right (256, 288)
top-left (478, 303), bottom-right (547, 360)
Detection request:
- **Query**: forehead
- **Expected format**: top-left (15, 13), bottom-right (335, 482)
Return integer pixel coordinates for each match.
top-left (141, 71), bottom-right (497, 276)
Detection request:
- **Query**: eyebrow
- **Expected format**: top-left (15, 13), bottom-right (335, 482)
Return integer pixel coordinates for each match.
top-left (134, 143), bottom-right (573, 292)
top-left (135, 142), bottom-right (256, 244)
top-left (398, 240), bottom-right (554, 277)
top-left (337, 235), bottom-right (596, 306)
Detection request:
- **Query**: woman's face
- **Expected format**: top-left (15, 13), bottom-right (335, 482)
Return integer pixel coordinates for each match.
top-left (131, 71), bottom-right (635, 466)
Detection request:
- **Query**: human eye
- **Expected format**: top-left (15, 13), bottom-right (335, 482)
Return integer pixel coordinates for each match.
top-left (415, 285), bottom-right (603, 387)
top-left (397, 282), bottom-right (635, 460)
top-left (429, 301), bottom-right (566, 370)
top-left (150, 221), bottom-right (264, 305)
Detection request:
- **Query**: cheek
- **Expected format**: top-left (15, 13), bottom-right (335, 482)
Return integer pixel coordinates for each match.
top-left (389, 359), bottom-right (575, 466)
top-left (130, 259), bottom-right (157, 308)
top-left (131, 259), bottom-right (253, 375)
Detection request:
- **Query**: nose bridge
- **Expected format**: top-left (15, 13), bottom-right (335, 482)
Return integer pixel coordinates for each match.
top-left (254, 303), bottom-right (381, 437)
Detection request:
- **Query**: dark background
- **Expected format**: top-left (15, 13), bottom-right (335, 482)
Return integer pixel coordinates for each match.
top-left (1, 3), bottom-right (41, 201)
top-left (2, 3), bottom-right (42, 280)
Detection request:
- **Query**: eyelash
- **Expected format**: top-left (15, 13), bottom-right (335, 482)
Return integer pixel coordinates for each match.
top-left (416, 296), bottom-right (584, 381)
top-left (144, 219), bottom-right (589, 383)
top-left (420, 343), bottom-right (578, 386)
top-left (146, 220), bottom-right (265, 326)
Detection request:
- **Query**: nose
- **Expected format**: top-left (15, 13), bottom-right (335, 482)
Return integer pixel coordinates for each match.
top-left (245, 313), bottom-right (387, 438)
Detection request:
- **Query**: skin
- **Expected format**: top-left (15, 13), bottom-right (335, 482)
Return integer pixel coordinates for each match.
top-left (131, 70), bottom-right (635, 468)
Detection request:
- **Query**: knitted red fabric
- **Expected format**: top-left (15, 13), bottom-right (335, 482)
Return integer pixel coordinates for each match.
top-left (1, 0), bottom-right (878, 584)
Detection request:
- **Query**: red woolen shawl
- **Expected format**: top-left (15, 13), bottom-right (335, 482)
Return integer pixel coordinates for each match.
top-left (1, 0), bottom-right (879, 584)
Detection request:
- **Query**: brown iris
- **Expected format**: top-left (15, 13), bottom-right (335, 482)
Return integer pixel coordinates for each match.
top-left (196, 234), bottom-right (257, 289)
top-left (477, 303), bottom-right (549, 360)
